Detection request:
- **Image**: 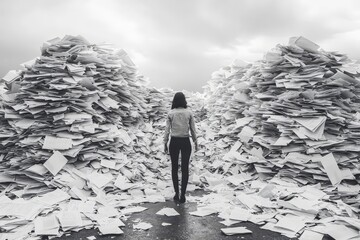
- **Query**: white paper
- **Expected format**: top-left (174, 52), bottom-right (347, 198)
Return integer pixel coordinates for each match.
top-left (88, 171), bottom-right (113, 188)
top-left (42, 135), bottom-right (73, 150)
top-left (121, 206), bottom-right (147, 215)
top-left (221, 226), bottom-right (252, 235)
top-left (57, 210), bottom-right (83, 229)
top-left (98, 225), bottom-right (124, 235)
top-left (320, 153), bottom-right (343, 185)
top-left (43, 151), bottom-right (68, 176)
top-left (299, 230), bottom-right (323, 240)
top-left (238, 126), bottom-right (256, 143)
top-left (156, 207), bottom-right (180, 216)
top-left (133, 222), bottom-right (152, 230)
top-left (34, 215), bottom-right (59, 236)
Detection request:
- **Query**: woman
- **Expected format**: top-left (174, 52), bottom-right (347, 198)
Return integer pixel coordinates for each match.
top-left (164, 92), bottom-right (198, 203)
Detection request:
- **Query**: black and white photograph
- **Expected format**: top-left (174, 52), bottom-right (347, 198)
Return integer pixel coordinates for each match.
top-left (1, 0), bottom-right (360, 240)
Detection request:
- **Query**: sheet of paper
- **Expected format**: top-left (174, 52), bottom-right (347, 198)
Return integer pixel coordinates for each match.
top-left (299, 230), bottom-right (324, 240)
top-left (57, 210), bottom-right (83, 230)
top-left (43, 151), bottom-right (68, 176)
top-left (133, 222), bottom-right (152, 230)
top-left (97, 205), bottom-right (119, 217)
top-left (189, 207), bottom-right (218, 217)
top-left (272, 136), bottom-right (292, 146)
top-left (34, 214), bottom-right (59, 236)
top-left (311, 223), bottom-right (359, 240)
top-left (2, 70), bottom-right (22, 83)
top-left (293, 116), bottom-right (326, 132)
top-left (238, 126), bottom-right (256, 143)
top-left (156, 207), bottom-right (180, 216)
top-left (274, 214), bottom-right (308, 233)
top-left (121, 206), bottom-right (147, 215)
top-left (220, 219), bottom-right (241, 226)
top-left (98, 225), bottom-right (124, 235)
top-left (229, 207), bottom-right (251, 221)
top-left (100, 159), bottom-right (116, 169)
top-left (114, 175), bottom-right (133, 190)
top-left (35, 188), bottom-right (71, 206)
top-left (289, 36), bottom-right (320, 52)
top-left (97, 217), bottom-right (125, 227)
top-left (118, 129), bottom-right (132, 145)
top-left (221, 226), bottom-right (252, 235)
top-left (320, 153), bottom-right (343, 185)
top-left (42, 135), bottom-right (73, 150)
top-left (88, 171), bottom-right (113, 188)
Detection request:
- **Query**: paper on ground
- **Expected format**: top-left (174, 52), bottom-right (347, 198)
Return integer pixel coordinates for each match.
top-left (98, 225), bottom-right (124, 235)
top-left (311, 223), bottom-right (359, 240)
top-left (43, 151), bottom-right (68, 176)
top-left (220, 219), bottom-right (241, 226)
top-left (97, 217), bottom-right (125, 227)
top-left (133, 222), bottom-right (152, 230)
top-left (189, 207), bottom-right (218, 217)
top-left (221, 226), bottom-right (252, 235)
top-left (162, 222), bottom-right (172, 226)
top-left (121, 206), bottom-right (147, 215)
top-left (156, 207), bottom-right (180, 216)
top-left (299, 230), bottom-right (323, 240)
top-left (274, 214), bottom-right (308, 233)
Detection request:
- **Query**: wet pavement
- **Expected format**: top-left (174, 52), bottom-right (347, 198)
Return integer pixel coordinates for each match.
top-left (53, 190), bottom-right (298, 240)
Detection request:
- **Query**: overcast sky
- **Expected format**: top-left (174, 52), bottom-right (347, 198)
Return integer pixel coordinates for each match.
top-left (1, 0), bottom-right (360, 92)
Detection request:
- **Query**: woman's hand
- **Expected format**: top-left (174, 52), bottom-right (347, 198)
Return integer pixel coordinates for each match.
top-left (164, 143), bottom-right (168, 154)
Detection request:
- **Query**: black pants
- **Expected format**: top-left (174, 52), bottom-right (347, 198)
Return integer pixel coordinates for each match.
top-left (169, 137), bottom-right (192, 196)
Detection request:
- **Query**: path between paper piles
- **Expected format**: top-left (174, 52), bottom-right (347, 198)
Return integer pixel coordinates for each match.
top-left (55, 189), bottom-right (298, 240)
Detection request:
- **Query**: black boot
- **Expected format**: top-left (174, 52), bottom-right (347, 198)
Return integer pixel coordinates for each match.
top-left (179, 194), bottom-right (186, 203)
top-left (173, 193), bottom-right (179, 202)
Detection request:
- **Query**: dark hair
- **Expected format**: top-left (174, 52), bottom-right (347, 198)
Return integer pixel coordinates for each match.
top-left (171, 92), bottom-right (187, 109)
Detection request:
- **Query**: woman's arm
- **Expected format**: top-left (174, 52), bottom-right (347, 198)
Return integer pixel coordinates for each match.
top-left (164, 114), bottom-right (171, 153)
top-left (189, 112), bottom-right (198, 150)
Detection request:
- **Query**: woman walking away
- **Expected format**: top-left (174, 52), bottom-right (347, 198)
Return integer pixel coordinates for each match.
top-left (164, 92), bottom-right (198, 203)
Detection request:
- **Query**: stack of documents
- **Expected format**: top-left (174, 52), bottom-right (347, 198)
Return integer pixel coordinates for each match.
top-left (203, 59), bottom-right (252, 133)
top-left (0, 36), bottom-right (172, 238)
top-left (196, 36), bottom-right (360, 238)
top-left (0, 35), bottom-right (150, 193)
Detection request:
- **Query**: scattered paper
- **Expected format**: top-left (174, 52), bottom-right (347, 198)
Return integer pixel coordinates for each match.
top-left (221, 226), bottom-right (252, 235)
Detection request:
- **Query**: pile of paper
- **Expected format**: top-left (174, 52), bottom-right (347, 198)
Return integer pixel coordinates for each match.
top-left (193, 36), bottom-right (360, 239)
top-left (201, 36), bottom-right (360, 195)
top-left (0, 35), bottom-right (152, 193)
top-left (0, 36), bottom-right (177, 239)
top-left (242, 37), bottom-right (360, 193)
top-left (203, 59), bottom-right (252, 132)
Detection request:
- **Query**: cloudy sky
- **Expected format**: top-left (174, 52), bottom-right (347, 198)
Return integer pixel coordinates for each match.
top-left (1, 0), bottom-right (360, 92)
